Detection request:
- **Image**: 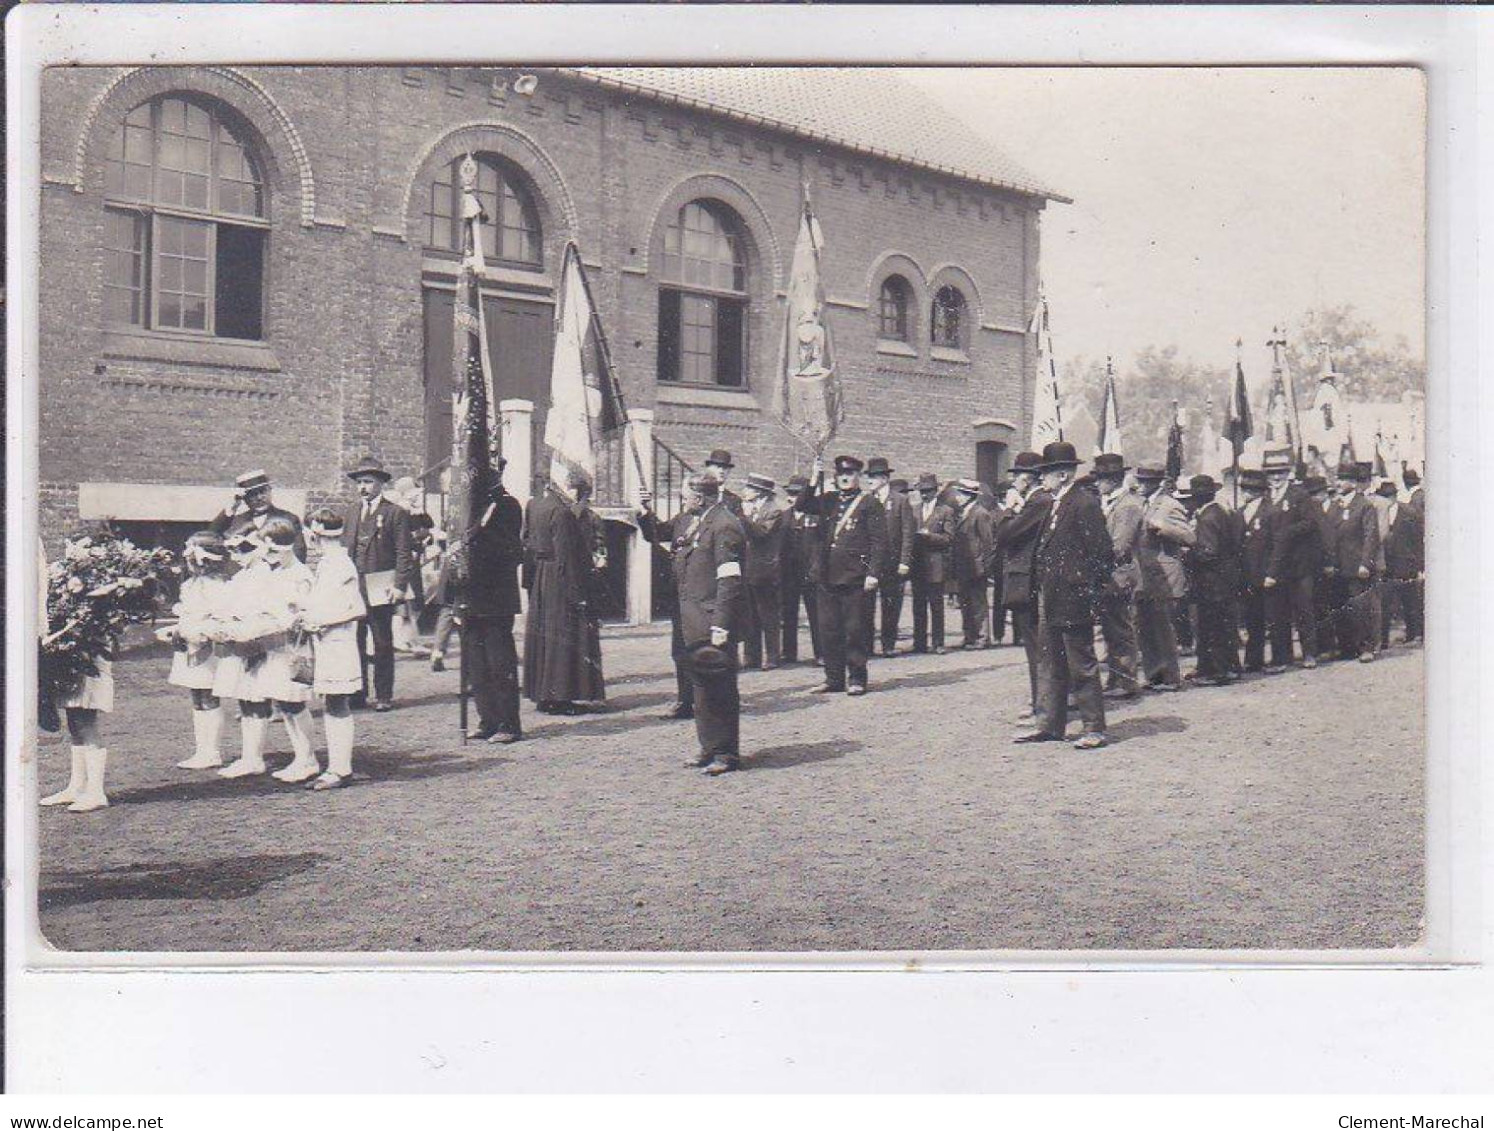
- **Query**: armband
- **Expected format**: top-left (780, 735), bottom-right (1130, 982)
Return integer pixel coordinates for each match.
top-left (716, 561), bottom-right (742, 579)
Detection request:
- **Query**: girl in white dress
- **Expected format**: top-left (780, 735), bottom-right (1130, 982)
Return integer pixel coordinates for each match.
top-left (164, 531), bottom-right (232, 769)
top-left (297, 509), bottom-right (368, 790)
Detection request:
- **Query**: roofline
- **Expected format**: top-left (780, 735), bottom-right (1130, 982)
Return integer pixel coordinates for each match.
top-left (558, 68), bottom-right (1073, 206)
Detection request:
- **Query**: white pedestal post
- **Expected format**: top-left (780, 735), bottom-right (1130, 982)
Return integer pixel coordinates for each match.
top-left (623, 409), bottom-right (655, 626)
top-left (498, 399), bottom-right (535, 510)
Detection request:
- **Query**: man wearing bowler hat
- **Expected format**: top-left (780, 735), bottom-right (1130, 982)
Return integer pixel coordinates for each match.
top-left (1261, 448), bottom-right (1319, 669)
top-left (1182, 473), bottom-right (1242, 684)
top-left (798, 454), bottom-right (888, 695)
top-left (994, 451), bottom-right (1053, 717)
top-left (1017, 441), bottom-right (1113, 749)
top-left (862, 457), bottom-right (916, 656)
top-left (211, 469), bottom-right (306, 562)
top-left (1133, 465), bottom-right (1193, 691)
top-left (1237, 467), bottom-right (1275, 672)
top-left (779, 474), bottom-right (822, 665)
top-left (458, 459), bottom-right (525, 744)
top-left (673, 476), bottom-right (748, 775)
top-left (1092, 452), bottom-right (1143, 698)
top-left (702, 449), bottom-right (745, 516)
top-left (910, 472), bottom-right (957, 654)
top-left (1332, 460), bottom-right (1382, 662)
top-left (950, 479), bottom-right (997, 649)
top-left (343, 455), bottom-right (414, 711)
top-left (740, 472), bottom-right (789, 670)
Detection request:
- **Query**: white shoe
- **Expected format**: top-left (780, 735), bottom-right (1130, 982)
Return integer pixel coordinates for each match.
top-left (272, 758), bottom-right (321, 784)
top-left (41, 748), bottom-right (87, 806)
top-left (217, 757), bottom-right (267, 778)
top-left (66, 748), bottom-right (110, 813)
top-left (177, 751), bottom-right (224, 770)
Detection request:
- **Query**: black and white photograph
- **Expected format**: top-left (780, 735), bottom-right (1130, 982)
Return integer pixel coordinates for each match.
top-left (22, 58), bottom-right (1431, 958)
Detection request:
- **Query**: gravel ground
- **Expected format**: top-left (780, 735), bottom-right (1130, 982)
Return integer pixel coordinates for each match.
top-left (34, 616), bottom-right (1425, 953)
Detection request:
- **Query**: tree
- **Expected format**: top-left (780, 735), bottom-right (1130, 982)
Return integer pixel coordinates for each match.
top-left (1281, 305), bottom-right (1425, 404)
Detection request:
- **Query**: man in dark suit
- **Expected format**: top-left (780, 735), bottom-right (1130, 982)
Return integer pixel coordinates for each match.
top-left (210, 469), bottom-right (306, 562)
top-left (459, 463), bottom-right (524, 743)
top-left (675, 478), bottom-right (749, 775)
top-left (1261, 451), bottom-right (1320, 668)
top-left (1183, 474), bottom-right (1242, 684)
top-left (740, 472), bottom-right (789, 670)
top-left (1093, 453), bottom-right (1143, 698)
top-left (796, 454), bottom-right (888, 696)
top-left (343, 455), bottom-right (414, 711)
top-left (1305, 475), bottom-right (1342, 658)
top-left (1332, 461), bottom-right (1383, 662)
top-left (779, 475), bottom-right (821, 665)
top-left (1016, 442), bottom-right (1113, 750)
top-left (862, 458), bottom-right (916, 656)
top-left (995, 451), bottom-right (1052, 717)
top-left (1381, 482), bottom-right (1425, 644)
top-left (1403, 467), bottom-right (1424, 517)
top-left (1237, 468), bottom-right (1274, 672)
top-left (950, 479), bottom-right (997, 649)
top-left (638, 478), bottom-right (704, 718)
top-left (702, 448), bottom-right (745, 516)
top-left (909, 472), bottom-right (956, 654)
top-left (1134, 466), bottom-right (1193, 691)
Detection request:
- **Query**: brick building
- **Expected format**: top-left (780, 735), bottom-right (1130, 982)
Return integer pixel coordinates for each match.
top-left (37, 65), bottom-right (1065, 619)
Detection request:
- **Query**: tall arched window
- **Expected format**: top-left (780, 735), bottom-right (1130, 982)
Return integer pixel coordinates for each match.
top-left (657, 200), bottom-right (748, 387)
top-left (426, 155), bottom-right (543, 268)
top-left (878, 275), bottom-right (912, 343)
top-left (103, 95), bottom-right (267, 339)
top-left (931, 285), bottom-right (968, 351)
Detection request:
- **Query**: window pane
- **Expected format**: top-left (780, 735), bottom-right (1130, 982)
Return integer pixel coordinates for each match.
top-left (680, 293), bottom-right (715, 384)
top-left (155, 216), bottom-right (211, 332)
top-left (103, 210), bottom-right (145, 326)
top-left (662, 201), bottom-right (745, 293)
top-left (932, 286), bottom-right (965, 348)
top-left (215, 224), bottom-right (265, 340)
top-left (657, 289), bottom-right (681, 383)
top-left (159, 292), bottom-right (181, 328)
top-left (182, 295), bottom-right (207, 331)
top-left (716, 300), bottom-right (745, 387)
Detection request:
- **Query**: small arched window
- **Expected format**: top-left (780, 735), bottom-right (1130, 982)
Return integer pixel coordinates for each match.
top-left (931, 285), bottom-right (968, 351)
top-left (102, 95), bottom-right (267, 339)
top-left (878, 275), bottom-right (912, 343)
top-left (657, 200), bottom-right (748, 387)
top-left (427, 155), bottom-right (543, 268)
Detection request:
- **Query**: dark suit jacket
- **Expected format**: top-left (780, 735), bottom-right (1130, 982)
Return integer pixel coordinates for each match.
top-left (875, 488), bottom-right (917, 578)
top-left (795, 486), bottom-right (888, 589)
top-left (742, 498), bottom-right (790, 588)
top-left (1033, 485), bottom-right (1114, 627)
top-left (1263, 485), bottom-right (1317, 581)
top-left (1239, 497), bottom-right (1272, 589)
top-left (911, 498), bottom-right (957, 586)
top-left (343, 495), bottom-right (414, 593)
top-left (1188, 501), bottom-right (1242, 603)
top-left (951, 501), bottom-right (996, 584)
top-left (675, 501), bottom-right (747, 648)
top-left (996, 488), bottom-right (1053, 610)
top-left (1310, 498), bottom-right (1340, 575)
top-left (462, 491), bottom-right (524, 617)
top-left (1382, 503), bottom-right (1424, 579)
top-left (1332, 493), bottom-right (1382, 577)
top-left (210, 503), bottom-right (307, 562)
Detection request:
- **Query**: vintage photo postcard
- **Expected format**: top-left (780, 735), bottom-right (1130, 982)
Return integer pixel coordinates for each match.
top-left (21, 59), bottom-right (1433, 958)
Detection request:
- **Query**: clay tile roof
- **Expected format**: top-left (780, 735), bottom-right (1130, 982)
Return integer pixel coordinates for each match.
top-left (565, 67), bottom-right (1069, 204)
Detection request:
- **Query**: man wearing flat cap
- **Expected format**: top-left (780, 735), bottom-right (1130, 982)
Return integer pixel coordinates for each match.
top-left (1182, 474), bottom-right (1242, 684)
top-left (211, 469), bottom-right (306, 562)
top-left (1331, 461), bottom-right (1382, 662)
top-left (798, 454), bottom-right (888, 695)
top-left (343, 455), bottom-right (414, 710)
top-left (862, 457), bottom-right (916, 657)
top-left (740, 472), bottom-right (789, 670)
top-left (779, 474), bottom-right (823, 666)
top-left (993, 451), bottom-right (1053, 717)
top-left (950, 479), bottom-right (996, 650)
top-left (1017, 442), bottom-right (1114, 750)
top-left (1092, 452), bottom-right (1142, 698)
top-left (910, 473), bottom-right (957, 655)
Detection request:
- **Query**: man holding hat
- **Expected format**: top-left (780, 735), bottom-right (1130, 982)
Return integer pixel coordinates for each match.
top-left (798, 454), bottom-right (888, 695)
top-left (862, 457), bottom-right (916, 656)
top-left (638, 477), bottom-right (706, 718)
top-left (779, 474), bottom-right (822, 666)
top-left (1332, 461), bottom-right (1383, 662)
top-left (1018, 441), bottom-right (1113, 749)
top-left (1237, 467), bottom-right (1275, 672)
top-left (910, 473), bottom-right (957, 654)
top-left (740, 472), bottom-right (789, 670)
top-left (1261, 449), bottom-right (1320, 669)
top-left (1182, 473), bottom-right (1242, 684)
top-left (1134, 466), bottom-right (1193, 691)
top-left (211, 469), bottom-right (306, 562)
top-left (672, 476), bottom-right (748, 775)
top-left (950, 479), bottom-right (997, 650)
top-left (343, 455), bottom-right (414, 710)
top-left (994, 451), bottom-right (1053, 716)
top-left (1092, 453), bottom-right (1143, 697)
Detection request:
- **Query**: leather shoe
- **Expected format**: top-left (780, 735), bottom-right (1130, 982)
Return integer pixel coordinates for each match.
top-left (487, 731), bottom-right (521, 745)
top-left (374, 700), bottom-right (393, 713)
top-left (467, 727), bottom-right (496, 741)
top-left (429, 656), bottom-right (446, 672)
top-left (809, 682), bottom-right (843, 694)
top-left (660, 702), bottom-right (694, 720)
top-left (1302, 657), bottom-right (1318, 670)
top-left (846, 683), bottom-right (866, 696)
top-left (1073, 732), bottom-right (1107, 750)
top-left (703, 759), bottom-right (739, 776)
top-left (309, 772), bottom-right (346, 791)
top-left (1013, 730), bottom-right (1061, 744)
top-left (684, 753), bottom-right (714, 769)
top-left (1103, 686), bottom-right (1138, 700)
top-left (1148, 682), bottom-right (1182, 693)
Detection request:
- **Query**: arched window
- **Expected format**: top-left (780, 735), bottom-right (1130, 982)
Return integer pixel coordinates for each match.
top-left (426, 155), bottom-right (542, 268)
top-left (657, 201), bottom-right (748, 387)
top-left (931, 285), bottom-right (968, 351)
top-left (102, 96), bottom-right (267, 339)
top-left (878, 275), bottom-right (912, 343)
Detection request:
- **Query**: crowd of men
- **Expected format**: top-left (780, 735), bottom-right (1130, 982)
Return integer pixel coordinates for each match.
top-left (204, 435), bottom-right (1425, 778)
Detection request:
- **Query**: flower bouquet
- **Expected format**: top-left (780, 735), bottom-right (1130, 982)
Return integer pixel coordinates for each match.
top-left (39, 531), bottom-right (174, 732)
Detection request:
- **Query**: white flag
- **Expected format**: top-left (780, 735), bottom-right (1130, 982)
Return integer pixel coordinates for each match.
top-left (772, 190), bottom-right (841, 454)
top-left (1095, 361), bottom-right (1122, 457)
top-left (1029, 296), bottom-right (1063, 449)
top-left (544, 245), bottom-right (624, 490)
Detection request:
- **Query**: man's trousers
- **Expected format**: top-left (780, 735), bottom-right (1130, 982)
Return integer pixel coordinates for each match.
top-left (957, 579), bottom-right (989, 647)
top-left (1338, 576), bottom-right (1379, 657)
top-left (357, 603), bottom-right (397, 703)
top-left (742, 580), bottom-right (783, 668)
top-left (864, 575), bottom-right (906, 654)
top-left (1194, 596), bottom-right (1240, 679)
top-left (689, 648), bottom-right (740, 766)
top-left (1010, 604), bottom-right (1040, 708)
top-left (910, 577), bottom-right (946, 652)
top-left (1135, 595), bottom-right (1181, 686)
top-left (781, 573), bottom-right (820, 663)
top-left (467, 614), bottom-right (521, 735)
top-left (1098, 589), bottom-right (1140, 692)
top-left (817, 583), bottom-right (871, 689)
top-left (668, 607), bottom-right (692, 712)
top-left (1266, 575), bottom-right (1317, 665)
top-left (1035, 616), bottom-right (1106, 737)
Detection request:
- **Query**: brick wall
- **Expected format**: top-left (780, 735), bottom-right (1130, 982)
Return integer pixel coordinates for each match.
top-left (37, 64), bottom-right (1045, 549)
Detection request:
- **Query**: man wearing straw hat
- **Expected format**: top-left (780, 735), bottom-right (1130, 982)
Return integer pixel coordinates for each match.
top-left (343, 455), bottom-right (414, 711)
top-left (210, 468), bottom-right (306, 562)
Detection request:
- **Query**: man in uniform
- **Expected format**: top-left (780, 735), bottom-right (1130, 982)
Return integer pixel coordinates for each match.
top-left (995, 451), bottom-right (1053, 717)
top-left (951, 479), bottom-right (996, 649)
top-left (862, 458), bottom-right (915, 656)
top-left (780, 474), bottom-right (821, 666)
top-left (210, 469), bottom-right (306, 562)
top-left (673, 477), bottom-right (748, 776)
top-left (1237, 468), bottom-right (1275, 672)
top-left (1017, 442), bottom-right (1112, 749)
top-left (909, 472), bottom-right (956, 655)
top-left (796, 455), bottom-right (887, 696)
top-left (1092, 452), bottom-right (1143, 698)
top-left (1134, 466), bottom-right (1193, 692)
top-left (637, 478), bottom-right (704, 718)
top-left (1182, 473), bottom-right (1241, 685)
top-left (342, 455), bottom-right (414, 711)
top-left (1333, 461), bottom-right (1383, 662)
top-left (460, 461), bottom-right (525, 744)
top-left (1306, 474), bottom-right (1342, 658)
top-left (1261, 450), bottom-right (1319, 669)
top-left (740, 472), bottom-right (789, 671)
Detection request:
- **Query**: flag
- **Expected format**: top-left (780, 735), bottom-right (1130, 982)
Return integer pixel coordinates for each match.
top-left (1372, 424), bottom-right (1387, 478)
top-left (1029, 294), bottom-right (1063, 448)
top-left (1339, 408), bottom-right (1358, 467)
top-left (1165, 400), bottom-right (1185, 480)
top-left (544, 243), bottom-right (627, 491)
top-left (772, 187), bottom-right (841, 454)
top-left (1225, 353), bottom-right (1254, 458)
top-left (1095, 357), bottom-right (1122, 457)
top-left (446, 154), bottom-right (497, 565)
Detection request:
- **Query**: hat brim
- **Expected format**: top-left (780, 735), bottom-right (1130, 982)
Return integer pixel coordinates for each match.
top-left (1035, 459), bottom-right (1082, 471)
top-left (348, 468), bottom-right (393, 482)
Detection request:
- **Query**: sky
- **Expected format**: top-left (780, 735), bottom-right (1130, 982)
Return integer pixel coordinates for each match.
top-left (902, 67), bottom-right (1425, 383)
